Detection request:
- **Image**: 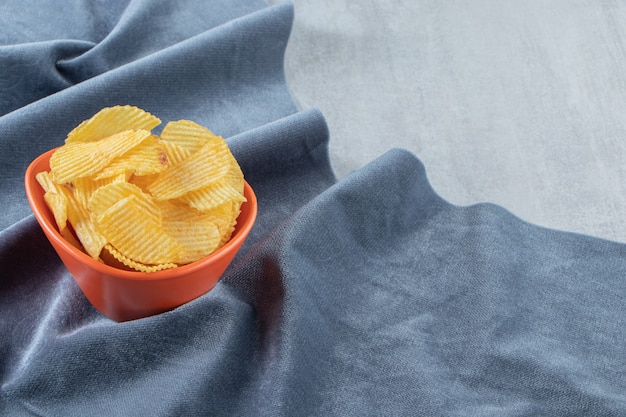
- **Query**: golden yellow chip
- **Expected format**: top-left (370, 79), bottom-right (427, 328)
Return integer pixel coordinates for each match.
top-left (159, 140), bottom-right (192, 166)
top-left (178, 181), bottom-right (246, 212)
top-left (226, 155), bottom-right (245, 194)
top-left (44, 191), bottom-right (68, 232)
top-left (147, 141), bottom-right (231, 200)
top-left (94, 195), bottom-right (183, 265)
top-left (65, 105), bottom-right (161, 143)
top-left (38, 171), bottom-right (69, 231)
top-left (163, 215), bottom-right (221, 264)
top-left (36, 171), bottom-right (60, 193)
top-left (38, 172), bottom-right (105, 256)
top-left (50, 129), bottom-right (153, 184)
top-left (60, 186), bottom-right (106, 259)
top-left (156, 199), bottom-right (201, 221)
top-left (157, 200), bottom-right (223, 263)
top-left (88, 181), bottom-right (160, 223)
top-left (94, 135), bottom-right (168, 180)
top-left (204, 201), bottom-right (242, 248)
top-left (160, 119), bottom-right (221, 153)
top-left (101, 244), bottom-right (178, 272)
top-left (71, 174), bottom-right (127, 211)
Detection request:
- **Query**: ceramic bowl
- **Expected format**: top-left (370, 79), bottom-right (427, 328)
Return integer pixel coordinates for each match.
top-left (25, 148), bottom-right (257, 322)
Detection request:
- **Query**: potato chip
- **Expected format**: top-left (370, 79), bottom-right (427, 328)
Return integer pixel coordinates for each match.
top-left (37, 171), bottom-right (103, 254)
top-left (159, 140), bottom-right (192, 166)
top-left (204, 201), bottom-right (242, 247)
top-left (65, 105), bottom-right (161, 144)
top-left (88, 182), bottom-right (160, 223)
top-left (147, 141), bottom-right (231, 200)
top-left (71, 174), bottom-right (128, 211)
top-left (226, 154), bottom-right (245, 194)
top-left (98, 244), bottom-right (134, 271)
top-left (36, 171), bottom-right (61, 193)
top-left (94, 195), bottom-right (183, 265)
top-left (101, 244), bottom-right (178, 272)
top-left (156, 200), bottom-right (223, 263)
top-left (60, 186), bottom-right (107, 259)
top-left (156, 199), bottom-right (202, 221)
top-left (178, 181), bottom-right (246, 212)
top-left (162, 215), bottom-right (221, 264)
top-left (37, 171), bottom-right (69, 231)
top-left (44, 191), bottom-right (68, 232)
top-left (160, 119), bottom-right (221, 153)
top-left (94, 135), bottom-right (168, 180)
top-left (50, 129), bottom-right (153, 184)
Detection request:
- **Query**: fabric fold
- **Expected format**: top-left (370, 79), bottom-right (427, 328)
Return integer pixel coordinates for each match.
top-left (56, 0), bottom-right (275, 83)
top-left (0, 40), bottom-right (95, 115)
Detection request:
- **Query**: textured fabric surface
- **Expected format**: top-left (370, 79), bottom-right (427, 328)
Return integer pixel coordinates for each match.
top-left (1, 1), bottom-right (625, 416)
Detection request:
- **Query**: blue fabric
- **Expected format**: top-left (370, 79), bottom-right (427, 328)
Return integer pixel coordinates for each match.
top-left (1, 1), bottom-right (624, 416)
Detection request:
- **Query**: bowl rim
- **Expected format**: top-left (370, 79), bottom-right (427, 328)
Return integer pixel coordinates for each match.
top-left (25, 148), bottom-right (258, 281)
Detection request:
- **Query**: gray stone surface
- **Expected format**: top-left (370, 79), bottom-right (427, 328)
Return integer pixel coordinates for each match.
top-left (274, 0), bottom-right (626, 243)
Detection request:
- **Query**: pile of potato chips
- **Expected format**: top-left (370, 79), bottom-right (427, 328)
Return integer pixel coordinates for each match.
top-left (36, 105), bottom-right (246, 272)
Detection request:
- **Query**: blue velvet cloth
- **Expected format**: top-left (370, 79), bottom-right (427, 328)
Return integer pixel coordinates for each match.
top-left (1, 1), bottom-right (624, 415)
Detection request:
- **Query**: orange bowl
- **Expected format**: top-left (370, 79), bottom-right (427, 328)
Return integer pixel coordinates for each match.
top-left (24, 148), bottom-right (257, 322)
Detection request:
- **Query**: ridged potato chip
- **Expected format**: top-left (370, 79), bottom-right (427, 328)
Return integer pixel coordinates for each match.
top-left (36, 171), bottom-right (60, 193)
top-left (50, 129), bottom-right (152, 184)
top-left (71, 174), bottom-right (128, 212)
top-left (95, 195), bottom-right (183, 265)
top-left (226, 155), bottom-right (245, 194)
top-left (179, 181), bottom-right (246, 212)
top-left (156, 199), bottom-right (202, 221)
top-left (160, 119), bottom-right (220, 153)
top-left (147, 141), bottom-right (231, 200)
top-left (95, 135), bottom-right (168, 180)
top-left (43, 192), bottom-right (68, 232)
top-left (204, 201), bottom-right (242, 247)
top-left (163, 215), bottom-right (221, 264)
top-left (37, 105), bottom-right (246, 272)
top-left (61, 185), bottom-right (107, 259)
top-left (159, 140), bottom-right (192, 166)
top-left (101, 244), bottom-right (178, 273)
top-left (66, 105), bottom-right (161, 144)
top-left (88, 181), bottom-right (160, 222)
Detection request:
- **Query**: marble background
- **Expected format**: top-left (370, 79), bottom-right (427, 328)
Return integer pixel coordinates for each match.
top-left (271, 0), bottom-right (626, 243)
